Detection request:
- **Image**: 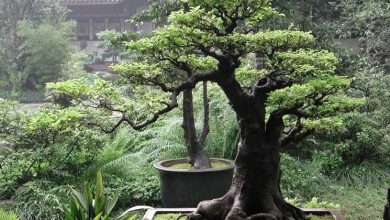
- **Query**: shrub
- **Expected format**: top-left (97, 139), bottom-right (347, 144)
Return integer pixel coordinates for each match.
top-left (280, 154), bottom-right (334, 199)
top-left (12, 181), bottom-right (70, 220)
top-left (105, 173), bottom-right (161, 208)
top-left (311, 112), bottom-right (390, 171)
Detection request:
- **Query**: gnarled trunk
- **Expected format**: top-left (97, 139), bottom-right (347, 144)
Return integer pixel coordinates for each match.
top-left (188, 112), bottom-right (305, 220)
top-left (182, 83), bottom-right (211, 169)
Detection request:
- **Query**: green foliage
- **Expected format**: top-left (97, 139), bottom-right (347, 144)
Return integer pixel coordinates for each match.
top-left (324, 184), bottom-right (388, 220)
top-left (303, 197), bottom-right (340, 209)
top-left (11, 181), bottom-right (70, 220)
top-left (105, 174), bottom-right (160, 208)
top-left (0, 100), bottom-right (108, 218)
top-left (285, 197), bottom-right (340, 209)
top-left (0, 1), bottom-right (74, 91)
top-left (336, 0), bottom-right (390, 71)
top-left (0, 208), bottom-right (18, 220)
top-left (18, 20), bottom-right (74, 89)
top-left (280, 154), bottom-right (333, 199)
top-left (311, 150), bottom-right (343, 176)
top-left (311, 111), bottom-right (390, 171)
top-left (0, 90), bottom-right (45, 103)
top-left (60, 52), bottom-right (89, 80)
top-left (332, 163), bottom-right (390, 186)
top-left (62, 171), bottom-right (137, 220)
top-left (63, 171), bottom-right (115, 220)
top-left (281, 155), bottom-right (389, 219)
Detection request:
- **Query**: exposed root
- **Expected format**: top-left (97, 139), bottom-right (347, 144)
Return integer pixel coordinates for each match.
top-left (187, 195), bottom-right (306, 220)
top-left (187, 194), bottom-right (233, 220)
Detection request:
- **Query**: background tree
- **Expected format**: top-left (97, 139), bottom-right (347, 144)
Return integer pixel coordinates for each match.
top-left (50, 0), bottom-right (363, 219)
top-left (18, 19), bottom-right (73, 90)
top-left (0, 0), bottom-right (37, 90)
top-left (305, 0), bottom-right (390, 171)
top-left (0, 0), bottom-right (73, 92)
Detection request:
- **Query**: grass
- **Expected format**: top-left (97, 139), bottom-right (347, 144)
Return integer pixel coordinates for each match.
top-left (323, 184), bottom-right (387, 220)
top-left (280, 155), bottom-right (389, 219)
top-left (322, 164), bottom-right (390, 219)
top-left (0, 208), bottom-right (18, 220)
top-left (169, 161), bottom-right (229, 169)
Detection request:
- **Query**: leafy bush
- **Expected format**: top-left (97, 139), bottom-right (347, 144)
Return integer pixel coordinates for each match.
top-left (0, 100), bottom-right (110, 219)
top-left (105, 174), bottom-right (161, 208)
top-left (312, 150), bottom-right (343, 176)
top-left (280, 154), bottom-right (334, 199)
top-left (304, 111), bottom-right (390, 173)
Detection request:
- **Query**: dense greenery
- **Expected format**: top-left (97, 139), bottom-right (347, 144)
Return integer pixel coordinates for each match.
top-left (0, 0), bottom-right (389, 219)
top-left (0, 1), bottom-right (74, 94)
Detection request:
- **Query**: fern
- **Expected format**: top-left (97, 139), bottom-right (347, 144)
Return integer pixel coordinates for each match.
top-left (91, 87), bottom-right (239, 178)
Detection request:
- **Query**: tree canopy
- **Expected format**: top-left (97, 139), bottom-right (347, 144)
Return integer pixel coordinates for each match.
top-left (52, 0), bottom-right (361, 140)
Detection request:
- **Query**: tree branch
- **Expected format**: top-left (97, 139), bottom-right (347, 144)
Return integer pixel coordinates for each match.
top-left (281, 127), bottom-right (315, 149)
top-left (105, 91), bottom-right (179, 132)
top-left (253, 76), bottom-right (292, 98)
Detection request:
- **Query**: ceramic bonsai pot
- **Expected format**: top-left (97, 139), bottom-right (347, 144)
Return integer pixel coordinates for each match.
top-left (153, 158), bottom-right (235, 208)
top-left (143, 208), bottom-right (345, 220)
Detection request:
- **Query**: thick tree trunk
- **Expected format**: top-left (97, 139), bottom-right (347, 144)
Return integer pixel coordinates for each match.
top-left (187, 114), bottom-right (305, 220)
top-left (182, 88), bottom-right (211, 169)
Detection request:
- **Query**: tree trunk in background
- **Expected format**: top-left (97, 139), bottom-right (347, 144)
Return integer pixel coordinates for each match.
top-left (182, 88), bottom-right (211, 169)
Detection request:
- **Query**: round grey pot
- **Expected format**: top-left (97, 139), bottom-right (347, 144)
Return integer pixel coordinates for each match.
top-left (153, 158), bottom-right (235, 208)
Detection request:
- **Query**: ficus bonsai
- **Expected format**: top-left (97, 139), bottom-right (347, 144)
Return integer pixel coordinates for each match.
top-left (49, 0), bottom-right (363, 219)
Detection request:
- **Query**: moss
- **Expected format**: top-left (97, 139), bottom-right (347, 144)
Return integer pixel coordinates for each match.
top-left (169, 161), bottom-right (228, 169)
top-left (153, 213), bottom-right (185, 220)
top-left (306, 214), bottom-right (334, 220)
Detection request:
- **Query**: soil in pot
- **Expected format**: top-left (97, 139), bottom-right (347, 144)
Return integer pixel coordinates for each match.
top-left (169, 161), bottom-right (228, 170)
top-left (153, 213), bottom-right (335, 220)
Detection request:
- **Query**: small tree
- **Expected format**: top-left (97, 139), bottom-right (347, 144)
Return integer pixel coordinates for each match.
top-left (131, 1), bottom-right (213, 169)
top-left (50, 0), bottom-right (362, 219)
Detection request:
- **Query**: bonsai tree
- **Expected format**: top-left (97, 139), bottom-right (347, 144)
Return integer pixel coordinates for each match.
top-left (49, 0), bottom-right (363, 219)
top-left (125, 0), bottom-right (214, 169)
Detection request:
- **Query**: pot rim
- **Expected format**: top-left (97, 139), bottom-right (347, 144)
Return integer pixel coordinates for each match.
top-left (153, 158), bottom-right (235, 173)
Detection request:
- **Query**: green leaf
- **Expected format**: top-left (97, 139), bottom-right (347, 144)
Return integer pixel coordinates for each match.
top-left (105, 192), bottom-right (119, 217)
top-left (115, 212), bottom-right (137, 220)
top-left (71, 188), bottom-right (88, 211)
top-left (93, 213), bottom-right (103, 220)
top-left (84, 183), bottom-right (94, 216)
